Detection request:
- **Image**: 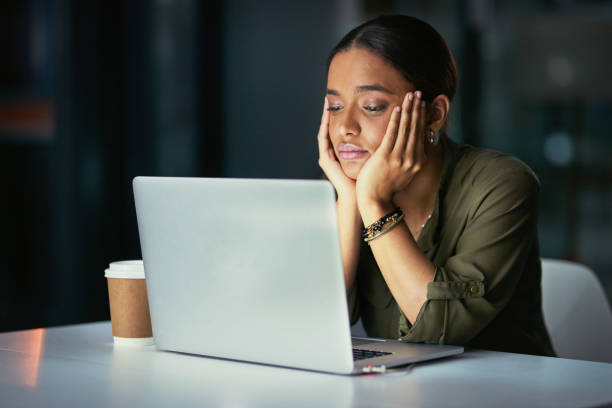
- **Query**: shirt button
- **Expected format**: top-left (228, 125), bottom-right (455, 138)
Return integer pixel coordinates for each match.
top-left (470, 285), bottom-right (478, 294)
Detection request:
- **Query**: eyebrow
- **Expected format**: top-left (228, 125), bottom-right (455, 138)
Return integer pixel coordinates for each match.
top-left (326, 84), bottom-right (394, 96)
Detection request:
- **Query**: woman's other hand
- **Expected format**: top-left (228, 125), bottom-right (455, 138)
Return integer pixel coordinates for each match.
top-left (355, 91), bottom-right (427, 209)
top-left (317, 97), bottom-right (357, 202)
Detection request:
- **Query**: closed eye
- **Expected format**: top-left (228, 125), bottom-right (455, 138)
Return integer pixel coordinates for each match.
top-left (364, 104), bottom-right (387, 112)
top-left (326, 104), bottom-right (388, 113)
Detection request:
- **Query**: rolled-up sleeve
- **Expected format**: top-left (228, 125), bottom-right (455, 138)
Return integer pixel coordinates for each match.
top-left (398, 164), bottom-right (540, 345)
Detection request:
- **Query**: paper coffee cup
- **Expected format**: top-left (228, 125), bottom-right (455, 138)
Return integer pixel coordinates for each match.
top-left (105, 260), bottom-right (154, 346)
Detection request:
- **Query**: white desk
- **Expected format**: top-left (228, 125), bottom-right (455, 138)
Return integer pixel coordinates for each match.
top-left (1, 322), bottom-right (611, 407)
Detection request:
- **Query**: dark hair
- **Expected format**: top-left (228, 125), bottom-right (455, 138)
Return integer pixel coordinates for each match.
top-left (327, 15), bottom-right (459, 135)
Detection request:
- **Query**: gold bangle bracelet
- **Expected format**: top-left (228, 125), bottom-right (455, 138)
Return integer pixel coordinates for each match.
top-left (364, 213), bottom-right (405, 244)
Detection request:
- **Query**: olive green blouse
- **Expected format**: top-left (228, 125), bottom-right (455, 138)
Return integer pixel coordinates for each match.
top-left (347, 138), bottom-right (556, 357)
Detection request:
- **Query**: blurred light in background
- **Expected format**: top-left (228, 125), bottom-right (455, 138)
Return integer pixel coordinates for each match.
top-left (544, 132), bottom-right (574, 166)
top-left (547, 56), bottom-right (574, 88)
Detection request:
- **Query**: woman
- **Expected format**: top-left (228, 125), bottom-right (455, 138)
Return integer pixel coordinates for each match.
top-left (317, 15), bottom-right (555, 356)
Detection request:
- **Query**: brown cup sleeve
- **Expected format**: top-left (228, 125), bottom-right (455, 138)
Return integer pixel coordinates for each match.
top-left (107, 278), bottom-right (153, 338)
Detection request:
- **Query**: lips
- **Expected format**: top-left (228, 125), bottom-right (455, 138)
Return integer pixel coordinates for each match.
top-left (337, 143), bottom-right (367, 160)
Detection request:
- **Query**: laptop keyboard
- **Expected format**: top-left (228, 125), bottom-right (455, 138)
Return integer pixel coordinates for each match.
top-left (352, 348), bottom-right (392, 361)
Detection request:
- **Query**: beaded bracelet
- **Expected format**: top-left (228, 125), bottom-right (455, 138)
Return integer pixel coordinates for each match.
top-left (362, 207), bottom-right (404, 243)
top-left (364, 213), bottom-right (405, 244)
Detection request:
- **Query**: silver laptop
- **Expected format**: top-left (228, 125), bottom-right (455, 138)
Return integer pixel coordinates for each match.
top-left (133, 177), bottom-right (463, 375)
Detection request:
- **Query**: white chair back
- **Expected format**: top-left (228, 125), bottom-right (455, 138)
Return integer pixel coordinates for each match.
top-left (541, 258), bottom-right (612, 363)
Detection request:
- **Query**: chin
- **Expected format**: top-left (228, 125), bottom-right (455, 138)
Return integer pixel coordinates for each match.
top-left (340, 162), bottom-right (361, 181)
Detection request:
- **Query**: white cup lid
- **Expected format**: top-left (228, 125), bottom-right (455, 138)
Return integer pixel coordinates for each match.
top-left (105, 260), bottom-right (145, 279)
top-left (113, 336), bottom-right (155, 347)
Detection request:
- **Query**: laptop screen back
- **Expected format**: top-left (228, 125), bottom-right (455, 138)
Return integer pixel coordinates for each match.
top-left (133, 177), bottom-right (354, 373)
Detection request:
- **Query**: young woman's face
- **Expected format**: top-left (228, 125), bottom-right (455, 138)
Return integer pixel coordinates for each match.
top-left (326, 48), bottom-right (414, 180)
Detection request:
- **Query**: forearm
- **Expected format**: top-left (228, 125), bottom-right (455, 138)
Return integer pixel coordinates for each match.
top-left (359, 200), bottom-right (435, 323)
top-left (337, 198), bottom-right (362, 293)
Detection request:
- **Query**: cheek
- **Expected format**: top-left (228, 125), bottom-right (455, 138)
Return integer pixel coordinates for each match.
top-left (365, 116), bottom-right (391, 149)
top-left (328, 118), bottom-right (341, 145)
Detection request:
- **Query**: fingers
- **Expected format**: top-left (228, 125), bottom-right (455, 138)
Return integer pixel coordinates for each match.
top-left (378, 105), bottom-right (401, 154)
top-left (413, 98), bottom-right (427, 164)
top-left (404, 90), bottom-right (430, 167)
top-left (387, 90), bottom-right (427, 172)
top-left (317, 97), bottom-right (329, 142)
top-left (404, 91), bottom-right (421, 157)
top-left (317, 97), bottom-right (333, 160)
top-left (393, 92), bottom-right (413, 154)
top-left (317, 97), bottom-right (342, 172)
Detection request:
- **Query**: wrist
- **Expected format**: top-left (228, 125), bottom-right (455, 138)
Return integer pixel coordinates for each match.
top-left (358, 198), bottom-right (396, 226)
top-left (337, 196), bottom-right (361, 224)
top-left (355, 183), bottom-right (391, 212)
top-left (335, 183), bottom-right (357, 202)
top-left (337, 191), bottom-right (357, 206)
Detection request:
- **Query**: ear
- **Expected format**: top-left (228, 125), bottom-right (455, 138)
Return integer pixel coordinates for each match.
top-left (426, 94), bottom-right (450, 133)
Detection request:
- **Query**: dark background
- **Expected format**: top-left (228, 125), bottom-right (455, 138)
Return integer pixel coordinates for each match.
top-left (1, 0), bottom-right (611, 332)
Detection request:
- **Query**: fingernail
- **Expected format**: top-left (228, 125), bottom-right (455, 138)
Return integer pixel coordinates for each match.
top-left (416, 91), bottom-right (421, 99)
top-left (408, 93), bottom-right (413, 101)
top-left (395, 106), bottom-right (401, 112)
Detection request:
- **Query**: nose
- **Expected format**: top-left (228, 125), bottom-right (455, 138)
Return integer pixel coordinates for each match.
top-left (337, 105), bottom-right (361, 137)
